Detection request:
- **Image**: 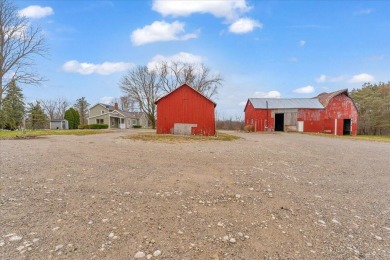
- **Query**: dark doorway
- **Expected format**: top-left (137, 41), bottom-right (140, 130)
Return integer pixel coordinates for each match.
top-left (343, 119), bottom-right (351, 135)
top-left (275, 113), bottom-right (284, 131)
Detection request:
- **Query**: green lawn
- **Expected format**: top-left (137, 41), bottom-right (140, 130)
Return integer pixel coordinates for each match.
top-left (348, 135), bottom-right (390, 142)
top-left (126, 132), bottom-right (240, 143)
top-left (306, 133), bottom-right (390, 142)
top-left (0, 129), bottom-right (113, 139)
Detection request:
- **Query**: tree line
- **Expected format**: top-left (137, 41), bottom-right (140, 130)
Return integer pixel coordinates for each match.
top-left (350, 82), bottom-right (390, 135)
top-left (0, 79), bottom-right (90, 130)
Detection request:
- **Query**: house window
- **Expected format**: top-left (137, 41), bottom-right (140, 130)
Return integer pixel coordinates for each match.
top-left (96, 119), bottom-right (104, 124)
top-left (101, 110), bottom-right (105, 114)
top-left (132, 119), bottom-right (138, 125)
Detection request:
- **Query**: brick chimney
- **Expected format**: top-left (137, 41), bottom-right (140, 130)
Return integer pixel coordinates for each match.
top-left (114, 102), bottom-right (119, 110)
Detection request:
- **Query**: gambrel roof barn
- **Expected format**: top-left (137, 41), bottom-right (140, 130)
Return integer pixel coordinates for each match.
top-left (244, 89), bottom-right (358, 135)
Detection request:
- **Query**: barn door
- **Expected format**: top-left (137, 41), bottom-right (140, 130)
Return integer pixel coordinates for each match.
top-left (297, 121), bottom-right (304, 132)
top-left (343, 119), bottom-right (351, 135)
top-left (274, 113), bottom-right (284, 131)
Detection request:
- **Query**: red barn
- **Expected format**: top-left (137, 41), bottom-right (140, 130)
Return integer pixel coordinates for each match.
top-left (155, 84), bottom-right (216, 136)
top-left (244, 89), bottom-right (358, 135)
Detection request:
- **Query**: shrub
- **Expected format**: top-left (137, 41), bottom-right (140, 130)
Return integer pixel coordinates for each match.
top-left (89, 124), bottom-right (108, 129)
top-left (132, 125), bottom-right (142, 128)
top-left (244, 125), bottom-right (254, 132)
top-left (78, 124), bottom-right (91, 129)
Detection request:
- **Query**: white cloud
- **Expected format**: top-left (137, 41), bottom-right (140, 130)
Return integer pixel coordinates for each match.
top-left (354, 8), bottom-right (373, 15)
top-left (293, 85), bottom-right (315, 94)
top-left (131, 21), bottom-right (198, 46)
top-left (62, 60), bottom-right (133, 75)
top-left (100, 96), bottom-right (114, 105)
top-left (254, 91), bottom-right (281, 98)
top-left (239, 101), bottom-right (247, 106)
top-left (366, 55), bottom-right (384, 62)
top-left (18, 5), bottom-right (54, 19)
top-left (348, 73), bottom-right (375, 83)
top-left (315, 74), bottom-right (346, 83)
top-left (288, 56), bottom-right (299, 63)
top-left (299, 40), bottom-right (306, 47)
top-left (316, 74), bottom-right (327, 83)
top-left (229, 18), bottom-right (262, 34)
top-left (147, 52), bottom-right (203, 70)
top-left (152, 0), bottom-right (251, 21)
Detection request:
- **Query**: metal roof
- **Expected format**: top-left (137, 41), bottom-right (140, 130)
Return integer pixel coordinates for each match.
top-left (248, 98), bottom-right (324, 109)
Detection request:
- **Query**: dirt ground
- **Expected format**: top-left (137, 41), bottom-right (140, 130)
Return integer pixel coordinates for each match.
top-left (1, 130), bottom-right (389, 259)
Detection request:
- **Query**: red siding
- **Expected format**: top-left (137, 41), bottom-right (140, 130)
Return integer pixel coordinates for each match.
top-left (244, 93), bottom-right (358, 136)
top-left (156, 84), bottom-right (216, 136)
top-left (298, 109), bottom-right (324, 132)
top-left (324, 94), bottom-right (358, 135)
top-left (244, 102), bottom-right (273, 131)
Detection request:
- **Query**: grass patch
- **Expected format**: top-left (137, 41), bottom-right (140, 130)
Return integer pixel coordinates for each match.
top-left (126, 132), bottom-right (240, 143)
top-left (304, 133), bottom-right (390, 142)
top-left (0, 129), bottom-right (113, 139)
top-left (347, 135), bottom-right (390, 142)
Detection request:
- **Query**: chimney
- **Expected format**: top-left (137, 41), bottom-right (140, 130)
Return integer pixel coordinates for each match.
top-left (114, 102), bottom-right (119, 110)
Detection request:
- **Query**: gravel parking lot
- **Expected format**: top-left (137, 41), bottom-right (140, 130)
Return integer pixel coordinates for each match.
top-left (1, 130), bottom-right (389, 259)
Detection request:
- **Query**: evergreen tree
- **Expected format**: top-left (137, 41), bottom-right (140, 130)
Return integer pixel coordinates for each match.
top-left (351, 82), bottom-right (390, 135)
top-left (64, 108), bottom-right (75, 129)
top-left (74, 97), bottom-right (90, 125)
top-left (27, 101), bottom-right (48, 130)
top-left (64, 107), bottom-right (80, 129)
top-left (73, 108), bottom-right (80, 128)
top-left (0, 80), bottom-right (25, 130)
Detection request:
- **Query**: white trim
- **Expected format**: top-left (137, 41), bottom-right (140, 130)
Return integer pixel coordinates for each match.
top-left (334, 119), bottom-right (337, 135)
top-left (350, 119), bottom-right (352, 135)
top-left (88, 113), bottom-right (124, 120)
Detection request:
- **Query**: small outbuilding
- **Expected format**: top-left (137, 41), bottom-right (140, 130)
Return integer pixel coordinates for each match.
top-left (50, 119), bottom-right (69, 130)
top-left (155, 84), bottom-right (217, 136)
top-left (244, 89), bottom-right (358, 135)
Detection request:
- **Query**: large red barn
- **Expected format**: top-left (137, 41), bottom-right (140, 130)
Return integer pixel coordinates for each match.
top-left (244, 89), bottom-right (358, 135)
top-left (155, 84), bottom-right (216, 136)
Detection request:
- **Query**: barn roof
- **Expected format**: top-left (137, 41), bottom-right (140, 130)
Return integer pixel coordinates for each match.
top-left (317, 89), bottom-right (349, 107)
top-left (248, 98), bottom-right (324, 109)
top-left (155, 84), bottom-right (217, 107)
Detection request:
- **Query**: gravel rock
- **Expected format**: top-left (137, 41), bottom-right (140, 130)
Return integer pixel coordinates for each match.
top-left (1, 130), bottom-right (389, 259)
top-left (8, 235), bottom-right (22, 242)
top-left (153, 250), bottom-right (161, 256)
top-left (134, 251), bottom-right (146, 258)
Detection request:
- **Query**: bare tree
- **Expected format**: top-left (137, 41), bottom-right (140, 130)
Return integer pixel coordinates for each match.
top-left (56, 97), bottom-right (69, 119)
top-left (119, 95), bottom-right (136, 112)
top-left (40, 99), bottom-right (56, 120)
top-left (0, 0), bottom-right (48, 107)
top-left (40, 97), bottom-right (69, 120)
top-left (119, 66), bottom-right (159, 128)
top-left (156, 61), bottom-right (222, 98)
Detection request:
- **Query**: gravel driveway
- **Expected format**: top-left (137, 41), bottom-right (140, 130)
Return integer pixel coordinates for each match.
top-left (1, 130), bottom-right (389, 259)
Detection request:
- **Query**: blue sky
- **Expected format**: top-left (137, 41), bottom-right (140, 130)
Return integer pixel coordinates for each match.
top-left (15, 0), bottom-right (390, 119)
